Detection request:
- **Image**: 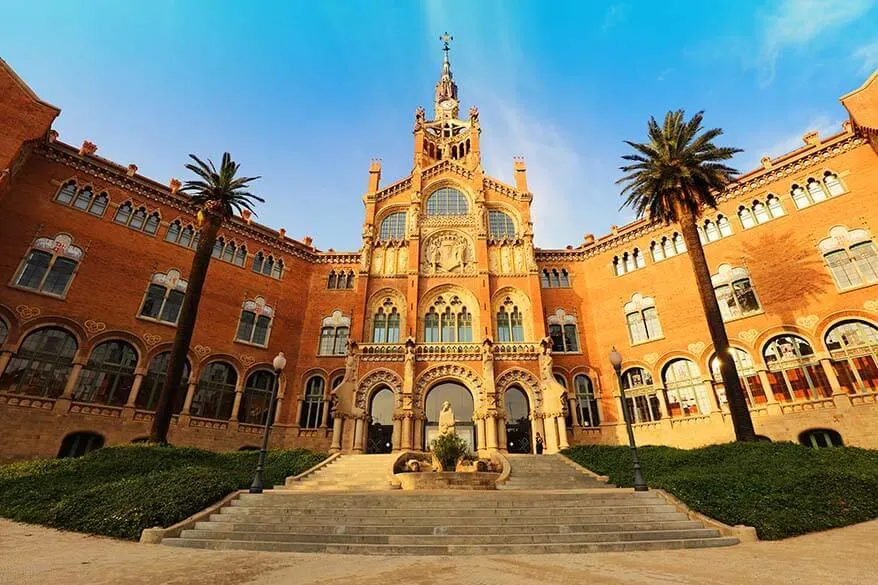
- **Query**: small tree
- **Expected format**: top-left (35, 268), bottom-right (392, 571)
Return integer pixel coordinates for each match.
top-left (149, 153), bottom-right (263, 444)
top-left (431, 433), bottom-right (470, 471)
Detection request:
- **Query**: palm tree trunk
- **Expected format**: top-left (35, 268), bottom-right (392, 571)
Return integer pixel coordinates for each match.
top-left (149, 217), bottom-right (222, 443)
top-left (675, 204), bottom-right (757, 442)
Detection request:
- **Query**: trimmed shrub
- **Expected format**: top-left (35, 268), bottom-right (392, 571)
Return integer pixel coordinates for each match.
top-left (0, 445), bottom-right (326, 540)
top-left (562, 442), bottom-right (878, 540)
top-left (431, 433), bottom-right (470, 471)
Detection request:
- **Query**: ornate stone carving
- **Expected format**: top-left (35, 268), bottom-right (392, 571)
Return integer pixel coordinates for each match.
top-left (15, 305), bottom-right (41, 321)
top-left (414, 364), bottom-right (484, 408)
top-left (239, 354), bottom-right (255, 367)
top-left (142, 333), bottom-right (162, 347)
top-left (193, 345), bottom-right (211, 358)
top-left (33, 233), bottom-right (84, 260)
top-left (644, 353), bottom-right (659, 365)
top-left (739, 329), bottom-right (759, 344)
top-left (796, 314), bottom-right (819, 330)
top-left (687, 341), bottom-right (705, 356)
top-left (354, 368), bottom-right (403, 411)
top-left (84, 319), bottom-right (107, 336)
top-left (421, 231), bottom-right (475, 275)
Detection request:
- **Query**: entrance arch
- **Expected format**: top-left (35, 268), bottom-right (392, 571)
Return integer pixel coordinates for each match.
top-left (505, 386), bottom-right (532, 453)
top-left (366, 386), bottom-right (394, 454)
top-left (424, 382), bottom-right (476, 452)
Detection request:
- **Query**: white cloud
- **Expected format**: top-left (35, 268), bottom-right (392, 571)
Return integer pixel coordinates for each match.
top-left (852, 41), bottom-right (878, 75)
top-left (756, 0), bottom-right (873, 86)
top-left (745, 115), bottom-right (843, 169)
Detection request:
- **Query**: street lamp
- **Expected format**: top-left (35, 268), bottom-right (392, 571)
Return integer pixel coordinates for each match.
top-left (609, 346), bottom-right (648, 492)
top-left (250, 351), bottom-right (287, 494)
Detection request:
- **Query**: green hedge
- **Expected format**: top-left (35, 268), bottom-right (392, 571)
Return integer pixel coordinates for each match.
top-left (562, 442), bottom-right (878, 540)
top-left (0, 444), bottom-right (326, 540)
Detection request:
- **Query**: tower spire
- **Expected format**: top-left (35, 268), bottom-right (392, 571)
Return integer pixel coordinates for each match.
top-left (435, 32), bottom-right (458, 119)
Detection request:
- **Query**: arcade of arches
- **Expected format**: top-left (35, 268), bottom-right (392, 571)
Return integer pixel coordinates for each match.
top-left (2, 49), bottom-right (878, 462)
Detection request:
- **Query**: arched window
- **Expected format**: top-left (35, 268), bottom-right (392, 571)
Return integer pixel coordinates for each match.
top-left (624, 294), bottom-right (662, 344)
top-left (318, 311), bottom-right (350, 355)
top-left (806, 178), bottom-right (827, 203)
top-left (818, 227), bottom-right (878, 290)
top-left (55, 181), bottom-right (77, 205)
top-left (144, 212), bottom-right (160, 235)
top-left (825, 320), bottom-right (878, 394)
top-left (0, 327), bottom-right (77, 397)
top-left (236, 298), bottom-right (273, 347)
top-left (165, 220), bottom-right (182, 243)
top-left (251, 252), bottom-right (265, 273)
top-left (673, 233), bottom-right (686, 253)
top-left (425, 187), bottom-right (468, 215)
top-left (823, 171), bottom-right (845, 196)
top-left (58, 432), bottom-right (104, 459)
top-left (14, 234), bottom-right (82, 297)
top-left (662, 359), bottom-right (711, 416)
top-left (621, 367), bottom-right (661, 423)
top-left (191, 362), bottom-right (238, 420)
top-left (763, 334), bottom-right (829, 401)
top-left (551, 269), bottom-right (561, 288)
top-left (540, 270), bottom-right (550, 287)
top-left (717, 215), bottom-right (732, 237)
top-left (799, 428), bottom-right (843, 448)
top-left (547, 309), bottom-right (578, 353)
top-left (426, 298), bottom-right (472, 342)
top-left (739, 206), bottom-right (756, 229)
top-left (379, 211), bottom-right (407, 240)
top-left (753, 202), bottom-right (769, 223)
top-left (624, 252), bottom-right (635, 272)
top-left (710, 347), bottom-right (765, 407)
top-left (73, 186), bottom-right (93, 210)
top-left (650, 241), bottom-right (665, 261)
top-left (222, 241), bottom-right (236, 262)
top-left (662, 236), bottom-right (674, 258)
top-left (441, 307), bottom-right (455, 341)
top-left (72, 340), bottom-right (138, 406)
top-left (89, 192), bottom-right (109, 216)
top-left (711, 264), bottom-right (761, 321)
top-left (212, 237), bottom-right (225, 258)
top-left (168, 223), bottom-right (198, 249)
top-left (271, 258), bottom-right (284, 280)
top-left (127, 207), bottom-right (146, 230)
top-left (233, 245), bottom-right (247, 267)
top-left (344, 270), bottom-right (354, 289)
top-left (791, 184), bottom-right (809, 208)
top-left (372, 308), bottom-right (387, 342)
top-left (327, 270), bottom-right (337, 289)
top-left (137, 352), bottom-right (190, 412)
top-left (372, 306), bottom-right (401, 344)
top-left (704, 220), bottom-right (719, 242)
top-left (139, 271), bottom-right (187, 325)
top-left (0, 320), bottom-right (7, 345)
top-left (574, 374), bottom-right (600, 427)
top-left (300, 376), bottom-right (325, 428)
top-left (239, 370), bottom-right (277, 425)
top-left (424, 309), bottom-right (440, 342)
top-left (457, 308), bottom-right (472, 342)
top-left (766, 194), bottom-right (784, 217)
top-left (633, 249), bottom-right (645, 269)
top-left (488, 210), bottom-right (516, 239)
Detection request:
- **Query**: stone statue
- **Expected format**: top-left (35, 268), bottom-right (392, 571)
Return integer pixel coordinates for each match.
top-left (430, 242), bottom-right (442, 273)
top-left (330, 341), bottom-right (363, 418)
top-left (438, 401), bottom-right (456, 436)
top-left (539, 337), bottom-right (567, 417)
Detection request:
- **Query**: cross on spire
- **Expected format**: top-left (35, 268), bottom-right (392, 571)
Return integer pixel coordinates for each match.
top-left (440, 32), bottom-right (453, 55)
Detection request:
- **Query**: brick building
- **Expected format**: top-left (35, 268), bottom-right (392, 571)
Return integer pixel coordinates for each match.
top-left (1, 52), bottom-right (877, 462)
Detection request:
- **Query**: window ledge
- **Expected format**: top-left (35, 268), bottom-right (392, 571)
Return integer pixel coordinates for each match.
top-left (836, 281), bottom-right (878, 295)
top-left (234, 339), bottom-right (269, 349)
top-left (723, 310), bottom-right (765, 324)
top-left (553, 351), bottom-right (583, 356)
top-left (6, 284), bottom-right (69, 301)
top-left (136, 315), bottom-right (178, 329)
top-left (630, 336), bottom-right (665, 347)
top-left (317, 353), bottom-right (346, 358)
top-left (792, 191), bottom-right (847, 212)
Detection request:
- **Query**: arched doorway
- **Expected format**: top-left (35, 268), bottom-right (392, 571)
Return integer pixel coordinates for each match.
top-left (505, 386), bottom-right (531, 453)
top-left (425, 382), bottom-right (475, 451)
top-left (366, 386), bottom-right (394, 454)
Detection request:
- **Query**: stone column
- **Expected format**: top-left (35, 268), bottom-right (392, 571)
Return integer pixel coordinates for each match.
top-left (486, 416), bottom-right (499, 450)
top-left (230, 379), bottom-right (245, 421)
top-left (125, 369), bottom-right (146, 407)
top-left (532, 416), bottom-right (546, 452)
top-left (330, 417), bottom-right (343, 452)
top-left (294, 399), bottom-right (304, 427)
top-left (320, 399), bottom-right (331, 427)
top-left (353, 417), bottom-right (365, 452)
top-left (414, 417), bottom-right (425, 450)
top-left (392, 418), bottom-right (402, 451)
top-left (60, 362), bottom-right (84, 399)
top-left (401, 415), bottom-right (413, 450)
top-left (0, 350), bottom-right (13, 376)
top-left (567, 397), bottom-right (580, 427)
top-left (543, 415), bottom-right (559, 453)
top-left (756, 370), bottom-right (777, 403)
top-left (498, 418), bottom-right (508, 452)
top-left (476, 418), bottom-right (487, 452)
top-left (819, 358), bottom-right (844, 396)
top-left (274, 397), bottom-right (283, 424)
top-left (703, 379), bottom-right (721, 413)
top-left (556, 416), bottom-right (569, 449)
top-left (181, 382), bottom-right (197, 414)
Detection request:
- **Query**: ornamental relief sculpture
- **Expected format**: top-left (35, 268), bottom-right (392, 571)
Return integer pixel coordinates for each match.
top-left (421, 231), bottom-right (475, 275)
top-left (370, 243), bottom-right (409, 276)
top-left (488, 242), bottom-right (527, 275)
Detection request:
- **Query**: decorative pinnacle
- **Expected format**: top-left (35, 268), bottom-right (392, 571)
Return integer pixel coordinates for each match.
top-left (440, 32), bottom-right (453, 55)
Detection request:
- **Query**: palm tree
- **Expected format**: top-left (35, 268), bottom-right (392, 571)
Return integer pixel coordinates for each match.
top-left (617, 110), bottom-right (757, 442)
top-left (149, 153), bottom-right (263, 444)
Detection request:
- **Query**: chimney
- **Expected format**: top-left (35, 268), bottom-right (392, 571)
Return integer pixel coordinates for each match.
top-left (303, 236), bottom-right (313, 247)
top-left (802, 130), bottom-right (820, 146)
top-left (127, 164), bottom-right (138, 177)
top-left (79, 140), bottom-right (97, 156)
top-left (240, 209), bottom-right (252, 223)
top-left (760, 156), bottom-right (773, 170)
top-left (583, 233), bottom-right (595, 245)
top-left (513, 156), bottom-right (528, 192)
top-left (48, 130), bottom-right (58, 142)
top-left (169, 178), bottom-right (181, 193)
top-left (368, 159), bottom-right (382, 193)
top-left (278, 228), bottom-right (286, 239)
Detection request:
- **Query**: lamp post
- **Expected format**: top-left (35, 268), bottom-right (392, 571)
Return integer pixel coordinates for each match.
top-left (250, 351), bottom-right (287, 494)
top-left (609, 346), bottom-right (648, 492)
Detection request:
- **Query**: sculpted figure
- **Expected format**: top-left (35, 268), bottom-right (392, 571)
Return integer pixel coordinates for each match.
top-left (430, 242), bottom-right (442, 273)
top-left (330, 341), bottom-right (363, 418)
top-left (438, 401), bottom-right (456, 436)
top-left (539, 337), bottom-right (567, 417)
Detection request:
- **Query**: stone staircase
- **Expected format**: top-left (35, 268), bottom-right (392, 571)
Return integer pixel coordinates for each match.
top-left (499, 454), bottom-right (614, 490)
top-left (283, 454), bottom-right (397, 491)
top-left (161, 453), bottom-right (739, 554)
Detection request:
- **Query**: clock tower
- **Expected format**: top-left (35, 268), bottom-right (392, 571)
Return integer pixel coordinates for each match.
top-left (434, 32), bottom-right (459, 120)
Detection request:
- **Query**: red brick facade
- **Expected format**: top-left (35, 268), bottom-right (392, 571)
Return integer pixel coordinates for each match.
top-left (1, 56), bottom-right (878, 462)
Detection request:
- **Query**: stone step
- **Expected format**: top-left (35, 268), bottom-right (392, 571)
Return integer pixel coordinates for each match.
top-left (162, 536), bottom-right (740, 554)
top-left (210, 512), bottom-right (689, 526)
top-left (219, 503), bottom-right (679, 518)
top-left (194, 519), bottom-right (707, 535)
top-left (178, 527), bottom-right (722, 546)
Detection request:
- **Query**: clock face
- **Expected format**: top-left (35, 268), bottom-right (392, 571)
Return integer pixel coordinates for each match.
top-left (440, 99), bottom-right (456, 110)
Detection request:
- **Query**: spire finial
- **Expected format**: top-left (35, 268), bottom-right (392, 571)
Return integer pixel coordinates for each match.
top-left (440, 32), bottom-right (454, 57)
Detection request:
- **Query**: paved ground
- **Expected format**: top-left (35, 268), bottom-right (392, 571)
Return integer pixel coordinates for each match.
top-left (2, 518), bottom-right (877, 585)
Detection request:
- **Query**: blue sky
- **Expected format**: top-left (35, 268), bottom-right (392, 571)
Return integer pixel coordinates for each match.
top-left (3, 0), bottom-right (877, 250)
